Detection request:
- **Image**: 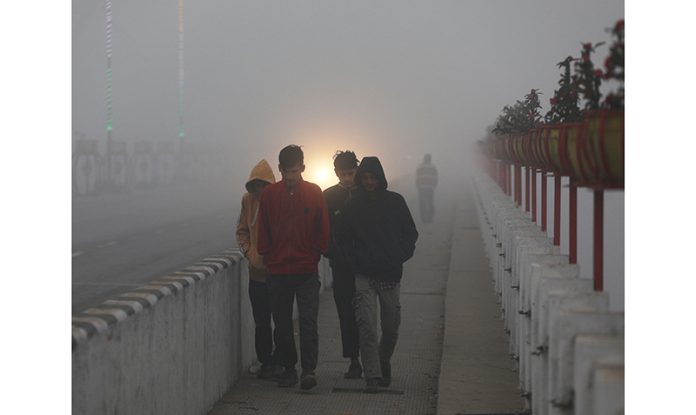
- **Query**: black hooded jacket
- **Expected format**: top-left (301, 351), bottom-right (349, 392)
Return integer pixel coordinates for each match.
top-left (336, 156), bottom-right (418, 281)
top-left (322, 182), bottom-right (356, 267)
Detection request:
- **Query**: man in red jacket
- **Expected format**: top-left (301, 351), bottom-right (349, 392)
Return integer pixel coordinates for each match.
top-left (257, 144), bottom-right (330, 390)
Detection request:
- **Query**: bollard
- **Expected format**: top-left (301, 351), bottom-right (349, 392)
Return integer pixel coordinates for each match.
top-left (547, 311), bottom-right (624, 415)
top-left (508, 234), bottom-right (554, 352)
top-left (518, 254), bottom-right (569, 396)
top-left (545, 293), bottom-right (610, 415)
top-left (591, 365), bottom-right (624, 415)
top-left (104, 140), bottom-right (128, 191)
top-left (155, 141), bottom-right (177, 186)
top-left (529, 264), bottom-right (584, 415)
top-left (499, 220), bottom-right (538, 335)
top-left (492, 205), bottom-right (523, 298)
top-left (573, 335), bottom-right (624, 415)
top-left (133, 141), bottom-right (155, 189)
top-left (73, 139), bottom-right (102, 196)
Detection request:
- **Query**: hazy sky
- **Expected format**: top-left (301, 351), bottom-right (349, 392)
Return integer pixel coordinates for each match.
top-left (73, 0), bottom-right (623, 180)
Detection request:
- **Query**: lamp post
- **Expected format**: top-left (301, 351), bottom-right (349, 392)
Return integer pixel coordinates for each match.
top-left (105, 0), bottom-right (113, 187)
top-left (178, 0), bottom-right (185, 142)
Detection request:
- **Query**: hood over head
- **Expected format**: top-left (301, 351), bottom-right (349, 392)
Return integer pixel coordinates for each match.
top-left (355, 156), bottom-right (388, 191)
top-left (245, 159), bottom-right (276, 192)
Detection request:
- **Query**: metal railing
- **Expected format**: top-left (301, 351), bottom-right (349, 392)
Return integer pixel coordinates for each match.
top-left (478, 110), bottom-right (624, 291)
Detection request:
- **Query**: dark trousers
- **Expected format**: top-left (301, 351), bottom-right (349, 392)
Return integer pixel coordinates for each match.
top-left (267, 273), bottom-right (320, 372)
top-left (418, 187), bottom-right (435, 223)
top-left (331, 265), bottom-right (360, 358)
top-left (248, 279), bottom-right (278, 365)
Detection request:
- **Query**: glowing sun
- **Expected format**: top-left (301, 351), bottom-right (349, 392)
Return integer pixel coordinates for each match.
top-left (308, 165), bottom-right (335, 190)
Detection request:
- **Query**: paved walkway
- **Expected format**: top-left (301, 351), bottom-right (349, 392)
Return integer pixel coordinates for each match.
top-left (208, 178), bottom-right (526, 415)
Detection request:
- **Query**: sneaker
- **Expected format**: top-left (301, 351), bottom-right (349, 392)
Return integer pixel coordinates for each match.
top-left (378, 360), bottom-right (391, 387)
top-left (364, 378), bottom-right (380, 394)
top-left (277, 367), bottom-right (298, 388)
top-left (344, 359), bottom-right (363, 379)
top-left (248, 361), bottom-right (262, 375)
top-left (256, 363), bottom-right (275, 379)
top-left (300, 371), bottom-right (317, 390)
top-left (377, 376), bottom-right (391, 387)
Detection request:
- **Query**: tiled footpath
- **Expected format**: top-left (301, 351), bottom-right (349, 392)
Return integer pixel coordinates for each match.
top-left (208, 178), bottom-right (526, 415)
top-left (436, 179), bottom-right (527, 415)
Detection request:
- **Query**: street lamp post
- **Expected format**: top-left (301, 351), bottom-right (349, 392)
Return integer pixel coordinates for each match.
top-left (105, 0), bottom-right (113, 188)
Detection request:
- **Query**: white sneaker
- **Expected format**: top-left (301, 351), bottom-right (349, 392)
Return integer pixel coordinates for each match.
top-left (248, 361), bottom-right (262, 375)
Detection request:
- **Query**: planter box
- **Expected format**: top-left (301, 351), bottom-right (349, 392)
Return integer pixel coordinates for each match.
top-left (584, 110), bottom-right (624, 188)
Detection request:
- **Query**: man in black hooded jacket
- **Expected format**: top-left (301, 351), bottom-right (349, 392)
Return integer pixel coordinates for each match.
top-left (336, 156), bottom-right (418, 393)
top-left (322, 150), bottom-right (362, 379)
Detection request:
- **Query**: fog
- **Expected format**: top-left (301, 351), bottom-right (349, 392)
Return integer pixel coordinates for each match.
top-left (72, 0), bottom-right (624, 311)
top-left (73, 0), bottom-right (623, 182)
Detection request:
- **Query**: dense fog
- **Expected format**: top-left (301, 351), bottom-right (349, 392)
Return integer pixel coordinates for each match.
top-left (73, 0), bottom-right (623, 184)
top-left (72, 0), bottom-right (624, 311)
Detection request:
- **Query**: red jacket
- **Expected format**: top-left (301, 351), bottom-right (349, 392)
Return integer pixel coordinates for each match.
top-left (257, 179), bottom-right (330, 275)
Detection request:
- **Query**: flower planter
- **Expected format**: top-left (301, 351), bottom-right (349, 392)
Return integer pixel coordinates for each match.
top-left (504, 135), bottom-right (517, 163)
top-left (535, 123), bottom-right (596, 185)
top-left (584, 110), bottom-right (624, 188)
top-left (565, 122), bottom-right (600, 185)
top-left (520, 132), bottom-right (537, 168)
top-left (509, 134), bottom-right (525, 165)
top-left (534, 127), bottom-right (552, 171)
top-left (528, 128), bottom-right (546, 170)
top-left (491, 139), bottom-right (500, 161)
top-left (507, 134), bottom-right (519, 164)
top-left (499, 138), bottom-right (510, 162)
top-left (542, 126), bottom-right (562, 173)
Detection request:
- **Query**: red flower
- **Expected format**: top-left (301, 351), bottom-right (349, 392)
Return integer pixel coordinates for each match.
top-left (550, 97), bottom-right (558, 106)
top-left (594, 69), bottom-right (603, 78)
top-left (615, 19), bottom-right (624, 31)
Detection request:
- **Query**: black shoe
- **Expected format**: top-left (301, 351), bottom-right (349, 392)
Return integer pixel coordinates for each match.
top-left (277, 368), bottom-right (298, 388)
top-left (344, 360), bottom-right (363, 379)
top-left (378, 360), bottom-right (391, 387)
top-left (270, 365), bottom-right (285, 380)
top-left (256, 363), bottom-right (274, 379)
top-left (300, 371), bottom-right (317, 390)
top-left (364, 378), bottom-right (380, 394)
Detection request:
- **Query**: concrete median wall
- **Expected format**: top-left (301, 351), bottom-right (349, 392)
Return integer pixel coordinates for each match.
top-left (72, 249), bottom-right (332, 415)
top-left (473, 173), bottom-right (624, 415)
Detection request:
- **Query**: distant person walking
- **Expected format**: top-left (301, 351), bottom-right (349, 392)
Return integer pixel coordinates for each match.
top-left (322, 150), bottom-right (362, 379)
top-left (416, 153), bottom-right (438, 223)
top-left (257, 145), bottom-right (330, 390)
top-left (339, 156), bottom-right (418, 393)
top-left (236, 159), bottom-right (281, 380)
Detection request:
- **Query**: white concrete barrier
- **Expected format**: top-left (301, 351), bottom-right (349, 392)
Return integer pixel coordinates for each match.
top-left (547, 311), bottom-right (624, 415)
top-left (72, 249), bottom-right (332, 415)
top-left (518, 254), bottom-right (568, 395)
top-left (573, 335), bottom-right (624, 415)
top-left (72, 252), bottom-right (250, 415)
top-left (473, 172), bottom-right (624, 415)
top-left (591, 365), bottom-right (624, 415)
top-left (532, 267), bottom-right (589, 415)
top-left (508, 235), bottom-right (555, 355)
